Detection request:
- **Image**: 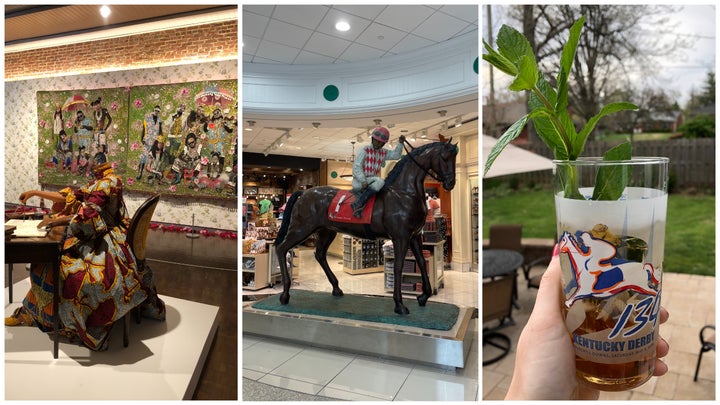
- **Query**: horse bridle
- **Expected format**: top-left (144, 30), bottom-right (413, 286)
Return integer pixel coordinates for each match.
top-left (402, 140), bottom-right (448, 183)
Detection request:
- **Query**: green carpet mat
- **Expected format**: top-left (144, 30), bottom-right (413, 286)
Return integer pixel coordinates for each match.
top-left (251, 289), bottom-right (460, 331)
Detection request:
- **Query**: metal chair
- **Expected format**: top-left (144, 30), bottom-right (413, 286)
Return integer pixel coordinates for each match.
top-left (482, 273), bottom-right (515, 366)
top-left (488, 224), bottom-right (523, 252)
top-left (122, 193), bottom-right (161, 346)
top-left (488, 224), bottom-right (524, 304)
top-left (694, 325), bottom-right (715, 381)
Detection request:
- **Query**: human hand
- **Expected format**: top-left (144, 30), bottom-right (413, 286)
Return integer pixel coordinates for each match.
top-left (361, 182), bottom-right (368, 189)
top-left (505, 252), bottom-right (669, 400)
top-left (399, 135), bottom-right (406, 144)
top-left (19, 191), bottom-right (35, 205)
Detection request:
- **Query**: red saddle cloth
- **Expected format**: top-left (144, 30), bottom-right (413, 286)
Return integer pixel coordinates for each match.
top-left (328, 190), bottom-right (375, 224)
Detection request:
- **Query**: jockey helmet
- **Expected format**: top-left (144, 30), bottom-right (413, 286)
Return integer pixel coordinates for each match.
top-left (371, 127), bottom-right (390, 143)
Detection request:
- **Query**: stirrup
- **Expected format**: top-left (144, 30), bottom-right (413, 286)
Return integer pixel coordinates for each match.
top-left (352, 206), bottom-right (364, 218)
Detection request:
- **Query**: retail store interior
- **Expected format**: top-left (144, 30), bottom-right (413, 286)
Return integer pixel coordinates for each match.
top-left (241, 5), bottom-right (479, 400)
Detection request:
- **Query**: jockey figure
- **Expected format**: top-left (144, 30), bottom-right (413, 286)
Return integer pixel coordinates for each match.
top-left (350, 127), bottom-right (405, 217)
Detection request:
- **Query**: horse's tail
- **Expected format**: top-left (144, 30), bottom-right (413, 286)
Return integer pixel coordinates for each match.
top-left (275, 190), bottom-right (304, 245)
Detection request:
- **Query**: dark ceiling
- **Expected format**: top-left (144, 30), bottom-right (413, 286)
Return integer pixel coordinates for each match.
top-left (5, 4), bottom-right (236, 45)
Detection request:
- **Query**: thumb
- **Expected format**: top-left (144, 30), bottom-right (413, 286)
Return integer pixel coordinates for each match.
top-left (527, 252), bottom-right (564, 325)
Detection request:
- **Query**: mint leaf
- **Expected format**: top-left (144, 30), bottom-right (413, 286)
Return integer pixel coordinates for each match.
top-left (482, 40), bottom-right (518, 76)
top-left (484, 115), bottom-right (530, 176)
top-left (529, 76), bottom-right (569, 159)
top-left (496, 24), bottom-right (534, 66)
top-left (483, 15), bottom-right (638, 200)
top-left (556, 17), bottom-right (585, 114)
top-left (591, 142), bottom-right (632, 200)
top-left (508, 55), bottom-right (539, 91)
top-left (574, 102), bottom-right (638, 158)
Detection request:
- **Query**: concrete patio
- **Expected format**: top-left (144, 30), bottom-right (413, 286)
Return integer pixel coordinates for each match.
top-left (483, 267), bottom-right (715, 400)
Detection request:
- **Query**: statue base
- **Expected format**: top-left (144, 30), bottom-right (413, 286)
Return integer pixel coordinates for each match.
top-left (243, 290), bottom-right (474, 369)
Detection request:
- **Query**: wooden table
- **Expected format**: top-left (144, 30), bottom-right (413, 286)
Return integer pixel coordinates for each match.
top-left (5, 231), bottom-right (62, 359)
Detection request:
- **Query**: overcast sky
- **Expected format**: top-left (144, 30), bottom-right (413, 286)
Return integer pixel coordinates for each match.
top-left (482, 4), bottom-right (716, 108)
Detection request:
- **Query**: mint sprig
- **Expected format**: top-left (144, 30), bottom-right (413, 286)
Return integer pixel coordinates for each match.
top-left (483, 16), bottom-right (639, 200)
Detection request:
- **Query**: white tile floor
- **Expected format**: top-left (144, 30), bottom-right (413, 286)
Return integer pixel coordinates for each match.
top-left (242, 248), bottom-right (479, 401)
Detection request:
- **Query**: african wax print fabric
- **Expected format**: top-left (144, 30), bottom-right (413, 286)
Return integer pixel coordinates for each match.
top-left (22, 169), bottom-right (164, 350)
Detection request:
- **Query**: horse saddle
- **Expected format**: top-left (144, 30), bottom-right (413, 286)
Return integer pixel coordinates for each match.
top-left (328, 190), bottom-right (375, 224)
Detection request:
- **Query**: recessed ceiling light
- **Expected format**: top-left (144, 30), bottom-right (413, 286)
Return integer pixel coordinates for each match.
top-left (99, 5), bottom-right (111, 18)
top-left (335, 21), bottom-right (350, 32)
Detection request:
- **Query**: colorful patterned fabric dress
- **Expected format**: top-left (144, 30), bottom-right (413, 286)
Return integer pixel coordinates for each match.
top-left (21, 164), bottom-right (165, 350)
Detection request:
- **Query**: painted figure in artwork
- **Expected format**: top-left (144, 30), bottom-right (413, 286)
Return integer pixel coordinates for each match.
top-left (165, 104), bottom-right (186, 168)
top-left (90, 97), bottom-right (112, 162)
top-left (52, 104), bottom-right (64, 136)
top-left (137, 105), bottom-right (163, 180)
top-left (73, 110), bottom-right (94, 176)
top-left (202, 107), bottom-right (234, 168)
top-left (170, 132), bottom-right (203, 185)
top-left (52, 129), bottom-right (73, 171)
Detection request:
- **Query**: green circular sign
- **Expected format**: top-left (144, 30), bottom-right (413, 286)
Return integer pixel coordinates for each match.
top-left (331, 171), bottom-right (338, 178)
top-left (323, 85), bottom-right (339, 101)
top-left (473, 57), bottom-right (479, 74)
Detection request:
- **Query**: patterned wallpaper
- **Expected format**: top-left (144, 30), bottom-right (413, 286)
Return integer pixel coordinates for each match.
top-left (5, 60), bottom-right (239, 230)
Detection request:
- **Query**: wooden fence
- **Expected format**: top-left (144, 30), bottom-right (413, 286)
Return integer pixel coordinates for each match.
top-left (509, 138), bottom-right (715, 192)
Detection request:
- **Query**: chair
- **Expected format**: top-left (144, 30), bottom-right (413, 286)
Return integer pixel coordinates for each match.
top-left (488, 224), bottom-right (524, 304)
top-left (488, 224), bottom-right (523, 252)
top-left (122, 193), bottom-right (161, 347)
top-left (523, 257), bottom-right (550, 289)
top-left (482, 273), bottom-right (515, 366)
top-left (694, 325), bottom-right (715, 382)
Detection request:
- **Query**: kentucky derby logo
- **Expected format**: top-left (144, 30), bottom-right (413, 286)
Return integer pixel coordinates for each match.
top-left (559, 231), bottom-right (661, 307)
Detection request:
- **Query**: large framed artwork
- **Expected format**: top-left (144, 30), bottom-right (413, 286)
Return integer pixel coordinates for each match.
top-left (36, 80), bottom-right (238, 199)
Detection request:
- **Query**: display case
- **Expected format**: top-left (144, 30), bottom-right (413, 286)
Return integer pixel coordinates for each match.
top-left (267, 241), bottom-right (295, 284)
top-left (342, 235), bottom-right (384, 274)
top-left (471, 185), bottom-right (479, 271)
top-left (383, 240), bottom-right (445, 294)
top-left (241, 252), bottom-right (269, 290)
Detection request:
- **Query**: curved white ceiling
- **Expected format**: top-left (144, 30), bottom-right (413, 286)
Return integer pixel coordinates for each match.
top-left (242, 4), bottom-right (479, 159)
top-left (243, 31), bottom-right (478, 118)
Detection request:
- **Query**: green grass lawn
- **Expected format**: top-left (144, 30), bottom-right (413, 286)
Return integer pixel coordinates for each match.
top-left (483, 187), bottom-right (715, 276)
top-left (595, 132), bottom-right (675, 142)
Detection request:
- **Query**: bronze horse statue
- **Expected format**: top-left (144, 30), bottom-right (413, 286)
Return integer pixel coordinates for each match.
top-left (274, 139), bottom-right (458, 315)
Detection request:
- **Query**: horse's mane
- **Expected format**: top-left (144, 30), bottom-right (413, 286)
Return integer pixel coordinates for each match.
top-left (382, 142), bottom-right (442, 190)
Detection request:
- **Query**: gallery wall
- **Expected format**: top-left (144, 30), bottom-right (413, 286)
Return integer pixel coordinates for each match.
top-left (5, 15), bottom-right (238, 230)
top-left (5, 60), bottom-right (239, 230)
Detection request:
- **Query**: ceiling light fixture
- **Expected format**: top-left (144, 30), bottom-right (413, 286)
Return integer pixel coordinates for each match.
top-left (312, 122), bottom-right (321, 128)
top-left (335, 21), bottom-right (350, 32)
top-left (100, 5), bottom-right (111, 18)
top-left (437, 110), bottom-right (447, 117)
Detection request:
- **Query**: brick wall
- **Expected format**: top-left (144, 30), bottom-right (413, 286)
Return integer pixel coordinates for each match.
top-left (5, 20), bottom-right (238, 80)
